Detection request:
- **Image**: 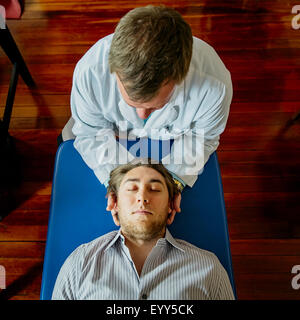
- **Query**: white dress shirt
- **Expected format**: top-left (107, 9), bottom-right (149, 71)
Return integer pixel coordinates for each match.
top-left (52, 229), bottom-right (235, 300)
top-left (70, 34), bottom-right (232, 187)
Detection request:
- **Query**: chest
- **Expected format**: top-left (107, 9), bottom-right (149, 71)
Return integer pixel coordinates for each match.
top-left (76, 250), bottom-right (212, 300)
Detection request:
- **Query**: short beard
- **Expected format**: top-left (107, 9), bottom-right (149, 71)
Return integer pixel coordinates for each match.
top-left (115, 213), bottom-right (168, 242)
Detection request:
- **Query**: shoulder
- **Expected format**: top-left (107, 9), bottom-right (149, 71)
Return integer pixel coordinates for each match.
top-left (73, 34), bottom-right (114, 78)
top-left (185, 36), bottom-right (231, 97)
top-left (174, 238), bottom-right (234, 299)
top-left (174, 238), bottom-right (223, 269)
top-left (79, 230), bottom-right (119, 256)
top-left (71, 34), bottom-right (117, 103)
top-left (64, 230), bottom-right (119, 266)
top-left (192, 36), bottom-right (220, 58)
top-left (191, 36), bottom-right (229, 74)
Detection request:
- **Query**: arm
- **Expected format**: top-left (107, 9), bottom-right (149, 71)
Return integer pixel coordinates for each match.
top-left (51, 247), bottom-right (83, 300)
top-left (71, 66), bottom-right (134, 186)
top-left (213, 262), bottom-right (235, 300)
top-left (162, 78), bottom-right (232, 188)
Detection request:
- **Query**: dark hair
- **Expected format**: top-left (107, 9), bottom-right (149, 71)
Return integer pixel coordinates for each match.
top-left (109, 5), bottom-right (193, 102)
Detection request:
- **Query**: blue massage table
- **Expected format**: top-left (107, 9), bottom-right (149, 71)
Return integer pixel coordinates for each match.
top-left (40, 139), bottom-right (236, 299)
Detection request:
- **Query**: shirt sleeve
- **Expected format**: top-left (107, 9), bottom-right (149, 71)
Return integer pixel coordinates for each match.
top-left (70, 65), bottom-right (134, 185)
top-left (211, 255), bottom-right (235, 300)
top-left (51, 246), bottom-right (84, 300)
top-left (162, 76), bottom-right (232, 188)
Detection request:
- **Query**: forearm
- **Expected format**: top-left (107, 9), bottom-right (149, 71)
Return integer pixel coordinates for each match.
top-left (162, 135), bottom-right (219, 188)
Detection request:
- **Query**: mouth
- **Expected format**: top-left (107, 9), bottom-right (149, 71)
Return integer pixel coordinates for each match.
top-left (133, 210), bottom-right (152, 215)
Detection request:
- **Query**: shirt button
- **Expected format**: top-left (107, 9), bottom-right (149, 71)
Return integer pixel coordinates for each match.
top-left (141, 293), bottom-right (147, 300)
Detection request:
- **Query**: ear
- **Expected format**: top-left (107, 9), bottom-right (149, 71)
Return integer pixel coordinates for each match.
top-left (166, 201), bottom-right (176, 226)
top-left (111, 211), bottom-right (120, 227)
top-left (111, 197), bottom-right (120, 227)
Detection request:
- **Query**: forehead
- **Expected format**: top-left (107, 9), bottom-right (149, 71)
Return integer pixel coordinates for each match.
top-left (121, 166), bottom-right (167, 186)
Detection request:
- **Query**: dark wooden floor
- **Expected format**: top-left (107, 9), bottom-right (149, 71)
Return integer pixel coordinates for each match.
top-left (0, 0), bottom-right (299, 300)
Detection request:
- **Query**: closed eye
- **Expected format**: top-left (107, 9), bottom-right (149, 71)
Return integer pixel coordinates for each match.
top-left (126, 185), bottom-right (138, 191)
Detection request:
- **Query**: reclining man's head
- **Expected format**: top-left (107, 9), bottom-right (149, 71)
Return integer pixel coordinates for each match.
top-left (107, 160), bottom-right (180, 243)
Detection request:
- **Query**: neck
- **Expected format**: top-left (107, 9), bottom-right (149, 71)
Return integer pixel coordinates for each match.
top-left (122, 228), bottom-right (165, 251)
top-left (121, 228), bottom-right (166, 276)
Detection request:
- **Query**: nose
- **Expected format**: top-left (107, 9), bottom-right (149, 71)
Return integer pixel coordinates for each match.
top-left (137, 189), bottom-right (149, 204)
top-left (138, 198), bottom-right (149, 203)
top-left (136, 108), bottom-right (152, 119)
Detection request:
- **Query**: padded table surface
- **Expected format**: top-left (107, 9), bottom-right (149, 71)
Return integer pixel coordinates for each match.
top-left (40, 140), bottom-right (236, 299)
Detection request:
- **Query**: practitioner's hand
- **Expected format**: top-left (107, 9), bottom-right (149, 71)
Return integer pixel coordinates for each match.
top-left (172, 192), bottom-right (182, 214)
top-left (106, 192), bottom-right (118, 215)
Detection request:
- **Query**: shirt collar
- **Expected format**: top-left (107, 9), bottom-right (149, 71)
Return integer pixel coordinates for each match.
top-left (104, 229), bottom-right (123, 252)
top-left (158, 228), bottom-right (185, 252)
top-left (104, 228), bottom-right (185, 253)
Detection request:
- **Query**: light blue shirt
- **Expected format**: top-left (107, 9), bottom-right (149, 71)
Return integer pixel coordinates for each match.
top-left (52, 229), bottom-right (235, 300)
top-left (70, 34), bottom-right (232, 187)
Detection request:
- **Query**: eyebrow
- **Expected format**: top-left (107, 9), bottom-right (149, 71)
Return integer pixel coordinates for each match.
top-left (123, 178), bottom-right (164, 186)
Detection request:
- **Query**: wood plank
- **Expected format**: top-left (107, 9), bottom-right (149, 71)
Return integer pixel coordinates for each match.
top-left (220, 162), bottom-right (299, 177)
top-left (228, 220), bottom-right (299, 240)
top-left (3, 117), bottom-right (69, 129)
top-left (0, 93), bottom-right (70, 106)
top-left (0, 242), bottom-right (45, 258)
top-left (0, 106), bottom-right (70, 118)
top-left (222, 176), bottom-right (300, 193)
top-left (231, 239), bottom-right (300, 256)
top-left (218, 150), bottom-right (300, 164)
top-left (0, 226), bottom-right (48, 241)
top-left (232, 255), bottom-right (300, 274)
top-left (0, 209), bottom-right (49, 226)
top-left (0, 194), bottom-right (51, 213)
top-left (224, 192), bottom-right (300, 208)
top-left (2, 181), bottom-right (52, 196)
top-left (0, 260), bottom-right (43, 300)
top-left (234, 273), bottom-right (300, 300)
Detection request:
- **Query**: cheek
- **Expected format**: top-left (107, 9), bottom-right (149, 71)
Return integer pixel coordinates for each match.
top-left (118, 193), bottom-right (136, 209)
top-left (154, 194), bottom-right (170, 210)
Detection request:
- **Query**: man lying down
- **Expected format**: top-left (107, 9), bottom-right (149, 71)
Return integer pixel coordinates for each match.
top-left (52, 159), bottom-right (234, 300)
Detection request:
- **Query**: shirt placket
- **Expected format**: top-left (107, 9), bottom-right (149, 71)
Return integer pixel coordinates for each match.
top-left (138, 245), bottom-right (165, 300)
top-left (120, 238), bottom-right (166, 300)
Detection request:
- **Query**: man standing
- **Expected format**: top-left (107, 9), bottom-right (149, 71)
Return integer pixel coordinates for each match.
top-left (62, 5), bottom-right (232, 212)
